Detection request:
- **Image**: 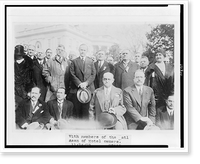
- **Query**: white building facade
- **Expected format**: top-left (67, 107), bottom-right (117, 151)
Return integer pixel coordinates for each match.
top-left (15, 24), bottom-right (118, 57)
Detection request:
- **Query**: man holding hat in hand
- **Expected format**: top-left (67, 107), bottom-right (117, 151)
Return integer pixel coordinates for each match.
top-left (90, 72), bottom-right (127, 130)
top-left (70, 44), bottom-right (96, 120)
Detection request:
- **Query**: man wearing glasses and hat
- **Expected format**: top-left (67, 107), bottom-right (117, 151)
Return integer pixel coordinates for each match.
top-left (90, 72), bottom-right (127, 130)
top-left (14, 45), bottom-right (34, 108)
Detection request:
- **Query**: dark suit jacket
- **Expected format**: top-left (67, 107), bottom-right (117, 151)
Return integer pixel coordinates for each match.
top-left (123, 85), bottom-right (156, 129)
top-left (156, 106), bottom-right (174, 130)
top-left (70, 56), bottom-right (96, 93)
top-left (94, 61), bottom-right (115, 89)
top-left (146, 63), bottom-right (174, 108)
top-left (47, 99), bottom-right (74, 121)
top-left (32, 59), bottom-right (48, 101)
top-left (16, 99), bottom-right (51, 127)
top-left (114, 60), bottom-right (139, 90)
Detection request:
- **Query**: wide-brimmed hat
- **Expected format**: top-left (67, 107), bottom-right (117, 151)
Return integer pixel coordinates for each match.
top-left (15, 45), bottom-right (25, 56)
top-left (97, 112), bottom-right (117, 129)
top-left (26, 122), bottom-right (44, 130)
top-left (77, 88), bottom-right (92, 104)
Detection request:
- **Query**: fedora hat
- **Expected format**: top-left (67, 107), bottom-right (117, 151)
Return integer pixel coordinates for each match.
top-left (26, 122), bottom-right (44, 130)
top-left (77, 88), bottom-right (92, 104)
top-left (98, 112), bottom-right (117, 129)
top-left (15, 45), bottom-right (25, 56)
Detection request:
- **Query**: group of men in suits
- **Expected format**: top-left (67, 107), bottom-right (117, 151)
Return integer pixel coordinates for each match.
top-left (15, 43), bottom-right (174, 130)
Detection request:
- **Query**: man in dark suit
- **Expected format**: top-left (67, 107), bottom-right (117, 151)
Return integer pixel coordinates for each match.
top-left (146, 49), bottom-right (174, 109)
top-left (32, 50), bottom-right (48, 101)
top-left (114, 49), bottom-right (139, 90)
top-left (16, 87), bottom-right (52, 129)
top-left (123, 70), bottom-right (156, 130)
top-left (47, 87), bottom-right (74, 124)
top-left (156, 94), bottom-right (174, 130)
top-left (94, 50), bottom-right (114, 89)
top-left (140, 56), bottom-right (150, 86)
top-left (70, 44), bottom-right (96, 119)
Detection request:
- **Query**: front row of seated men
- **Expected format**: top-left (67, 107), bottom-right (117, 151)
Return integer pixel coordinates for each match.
top-left (16, 70), bottom-right (174, 130)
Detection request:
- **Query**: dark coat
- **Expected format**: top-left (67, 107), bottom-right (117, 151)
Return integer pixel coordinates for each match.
top-left (15, 55), bottom-right (34, 103)
top-left (70, 56), bottom-right (96, 93)
top-left (145, 63), bottom-right (174, 108)
top-left (156, 106), bottom-right (174, 130)
top-left (47, 99), bottom-right (74, 121)
top-left (114, 60), bottom-right (139, 90)
top-left (94, 60), bottom-right (115, 89)
top-left (123, 85), bottom-right (156, 129)
top-left (32, 59), bottom-right (48, 101)
top-left (15, 99), bottom-right (51, 128)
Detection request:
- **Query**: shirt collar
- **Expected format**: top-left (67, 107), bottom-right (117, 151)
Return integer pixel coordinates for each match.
top-left (80, 56), bottom-right (86, 61)
top-left (31, 100), bottom-right (38, 106)
top-left (104, 86), bottom-right (112, 92)
top-left (57, 99), bottom-right (64, 104)
top-left (167, 107), bottom-right (174, 115)
top-left (135, 85), bottom-right (143, 92)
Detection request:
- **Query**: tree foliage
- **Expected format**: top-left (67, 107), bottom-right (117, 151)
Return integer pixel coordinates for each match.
top-left (144, 24), bottom-right (174, 64)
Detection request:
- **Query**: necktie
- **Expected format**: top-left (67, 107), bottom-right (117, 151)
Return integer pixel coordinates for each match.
top-left (81, 57), bottom-right (85, 71)
top-left (139, 88), bottom-right (142, 96)
top-left (32, 102), bottom-right (36, 109)
top-left (98, 61), bottom-right (102, 69)
top-left (58, 103), bottom-right (62, 119)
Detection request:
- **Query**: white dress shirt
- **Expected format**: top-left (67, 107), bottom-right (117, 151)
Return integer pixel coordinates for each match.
top-left (135, 85), bottom-right (143, 95)
top-left (167, 107), bottom-right (174, 116)
top-left (104, 86), bottom-right (112, 97)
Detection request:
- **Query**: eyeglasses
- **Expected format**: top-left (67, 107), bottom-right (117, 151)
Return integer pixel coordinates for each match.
top-left (103, 78), bottom-right (112, 81)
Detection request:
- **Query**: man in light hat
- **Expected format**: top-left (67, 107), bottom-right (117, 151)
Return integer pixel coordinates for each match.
top-left (90, 72), bottom-right (127, 129)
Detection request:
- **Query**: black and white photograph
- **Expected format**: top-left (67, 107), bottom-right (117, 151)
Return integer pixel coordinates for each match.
top-left (2, 1), bottom-right (188, 152)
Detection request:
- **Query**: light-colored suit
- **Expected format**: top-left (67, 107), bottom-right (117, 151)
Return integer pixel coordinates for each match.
top-left (90, 86), bottom-right (127, 129)
top-left (123, 85), bottom-right (156, 129)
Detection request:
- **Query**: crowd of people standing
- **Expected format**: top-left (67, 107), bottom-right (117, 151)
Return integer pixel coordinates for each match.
top-left (14, 43), bottom-right (174, 130)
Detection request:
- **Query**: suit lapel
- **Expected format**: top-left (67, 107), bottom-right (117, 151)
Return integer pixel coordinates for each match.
top-left (62, 100), bottom-right (68, 119)
top-left (84, 57), bottom-right (90, 74)
top-left (53, 101), bottom-right (59, 120)
top-left (94, 61), bottom-right (99, 73)
top-left (119, 62), bottom-right (125, 71)
top-left (99, 61), bottom-right (106, 72)
top-left (96, 87), bottom-right (105, 111)
top-left (131, 86), bottom-right (141, 107)
top-left (77, 57), bottom-right (84, 74)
